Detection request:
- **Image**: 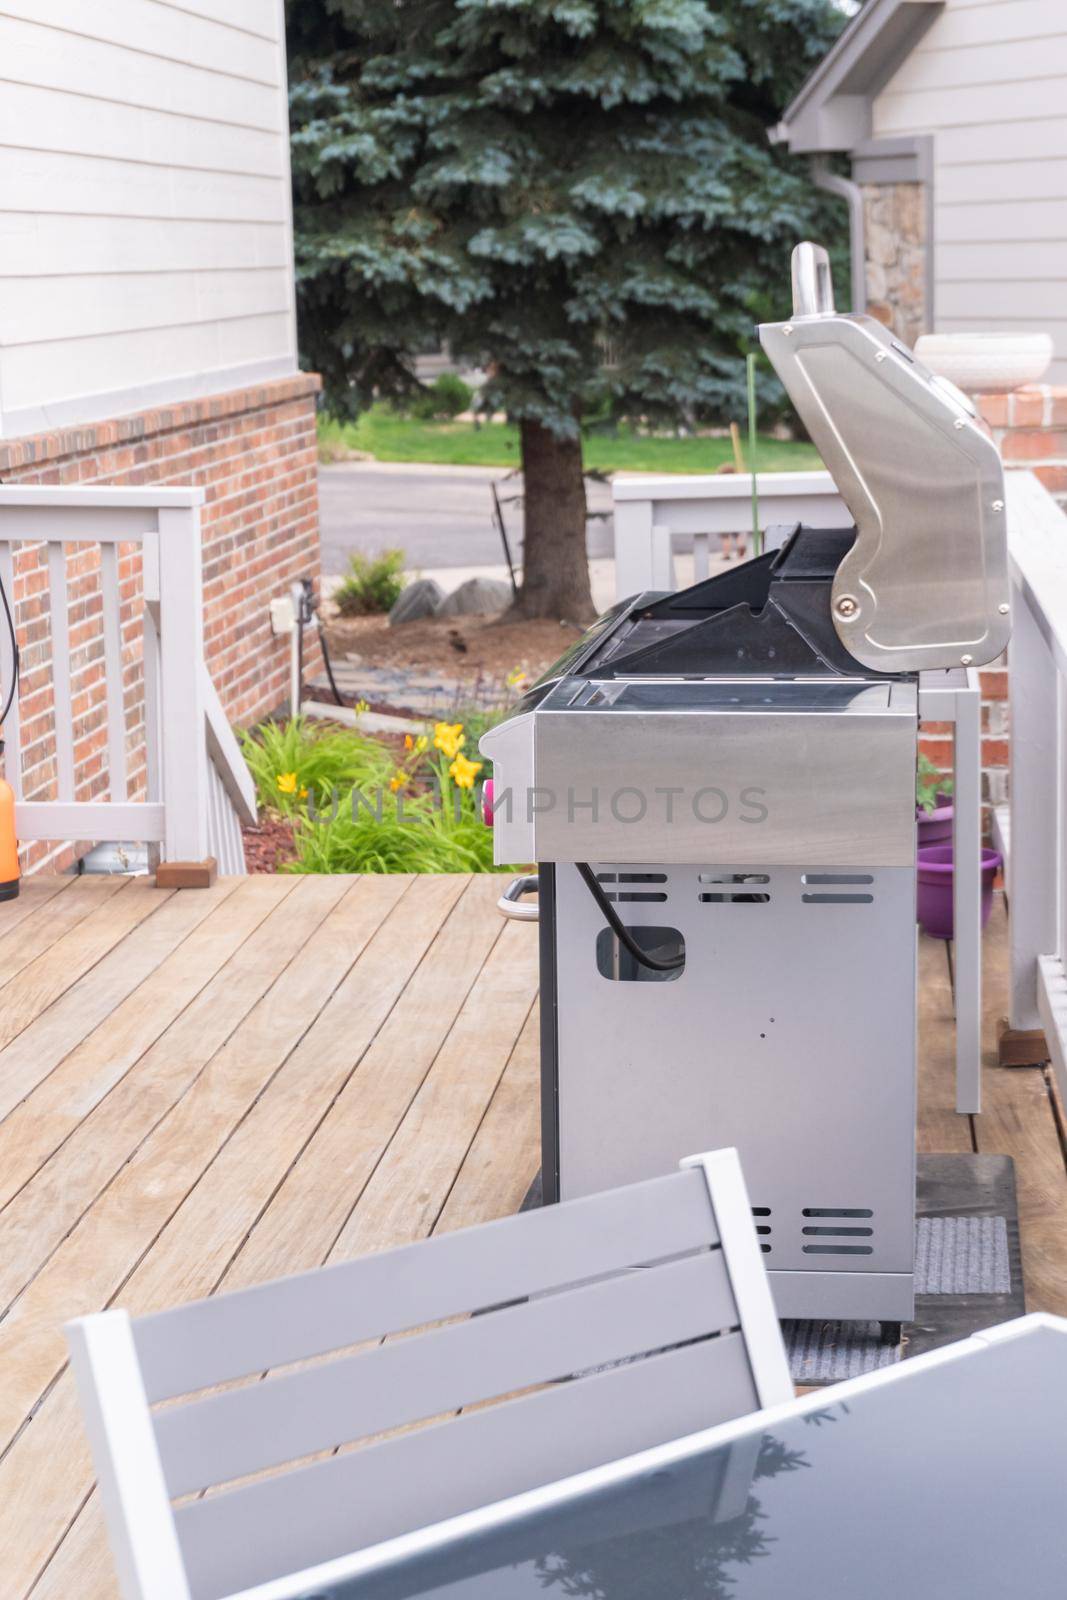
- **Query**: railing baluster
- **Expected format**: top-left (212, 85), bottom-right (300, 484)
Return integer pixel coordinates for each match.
top-left (1009, 584), bottom-right (1060, 1031)
top-left (99, 543), bottom-right (128, 802)
top-left (142, 533), bottom-right (162, 806)
top-left (208, 760), bottom-right (223, 868)
top-left (1055, 675), bottom-right (1062, 960)
top-left (47, 541), bottom-right (76, 803)
top-left (157, 506), bottom-right (209, 862)
top-left (0, 541), bottom-right (22, 801)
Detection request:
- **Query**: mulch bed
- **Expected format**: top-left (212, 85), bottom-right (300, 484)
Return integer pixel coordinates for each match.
top-left (323, 611), bottom-right (583, 679)
top-left (242, 814), bottom-right (297, 875)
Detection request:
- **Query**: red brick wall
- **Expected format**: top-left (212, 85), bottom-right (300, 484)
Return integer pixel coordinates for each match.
top-left (977, 385), bottom-right (1067, 507)
top-left (0, 374), bottom-right (323, 870)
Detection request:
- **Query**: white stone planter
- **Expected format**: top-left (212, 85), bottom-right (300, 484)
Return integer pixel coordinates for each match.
top-left (914, 332), bottom-right (1053, 395)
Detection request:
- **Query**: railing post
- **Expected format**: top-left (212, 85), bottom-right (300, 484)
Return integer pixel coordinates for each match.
top-left (1009, 583), bottom-right (1059, 1029)
top-left (156, 505), bottom-right (209, 864)
top-left (613, 499), bottom-right (671, 599)
top-left (952, 672), bottom-right (982, 1113)
top-left (0, 541), bottom-right (22, 800)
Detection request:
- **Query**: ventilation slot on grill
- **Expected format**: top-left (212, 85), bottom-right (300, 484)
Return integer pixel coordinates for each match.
top-left (802, 875), bottom-right (874, 885)
top-left (597, 872), bottom-right (668, 903)
top-left (700, 873), bottom-right (770, 905)
top-left (752, 1206), bottom-right (771, 1253)
top-left (802, 873), bottom-right (873, 906)
top-left (801, 1207), bottom-right (874, 1255)
top-left (803, 1244), bottom-right (874, 1255)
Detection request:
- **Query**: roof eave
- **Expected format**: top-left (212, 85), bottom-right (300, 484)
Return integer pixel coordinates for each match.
top-left (777, 0), bottom-right (944, 155)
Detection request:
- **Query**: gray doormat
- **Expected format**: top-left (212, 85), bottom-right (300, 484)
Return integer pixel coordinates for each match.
top-left (783, 1153), bottom-right (1023, 1383)
top-left (521, 1154), bottom-right (1023, 1386)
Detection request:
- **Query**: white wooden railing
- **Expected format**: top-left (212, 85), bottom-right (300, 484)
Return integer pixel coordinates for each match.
top-left (0, 487), bottom-right (255, 872)
top-left (612, 470), bottom-right (851, 597)
top-left (1003, 470), bottom-right (1067, 1102)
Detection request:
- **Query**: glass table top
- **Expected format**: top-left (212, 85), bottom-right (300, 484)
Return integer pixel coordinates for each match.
top-left (292, 1325), bottom-right (1067, 1600)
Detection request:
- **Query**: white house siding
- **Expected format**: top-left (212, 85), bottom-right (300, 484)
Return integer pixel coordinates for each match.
top-left (0, 0), bottom-right (298, 437)
top-left (872, 0), bottom-right (1067, 383)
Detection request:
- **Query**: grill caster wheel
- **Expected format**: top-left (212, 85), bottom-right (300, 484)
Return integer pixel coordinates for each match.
top-left (878, 1321), bottom-right (902, 1346)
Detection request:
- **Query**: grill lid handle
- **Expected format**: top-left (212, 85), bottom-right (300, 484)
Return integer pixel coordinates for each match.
top-left (792, 241), bottom-right (835, 318)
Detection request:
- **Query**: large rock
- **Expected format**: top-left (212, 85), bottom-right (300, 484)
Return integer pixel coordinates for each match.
top-left (436, 576), bottom-right (513, 618)
top-left (389, 577), bottom-right (444, 626)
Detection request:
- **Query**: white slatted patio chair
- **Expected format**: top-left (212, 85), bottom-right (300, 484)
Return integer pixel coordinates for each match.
top-left (66, 1146), bottom-right (791, 1600)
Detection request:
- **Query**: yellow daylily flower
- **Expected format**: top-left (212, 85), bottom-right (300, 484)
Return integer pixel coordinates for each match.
top-left (415, 734), bottom-right (429, 753)
top-left (449, 752), bottom-right (483, 790)
top-left (506, 666), bottom-right (528, 689)
top-left (276, 771), bottom-right (298, 795)
top-left (389, 770), bottom-right (409, 793)
top-left (433, 720), bottom-right (466, 760)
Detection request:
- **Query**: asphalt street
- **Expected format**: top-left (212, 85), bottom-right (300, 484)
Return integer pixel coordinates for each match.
top-left (318, 461), bottom-right (616, 575)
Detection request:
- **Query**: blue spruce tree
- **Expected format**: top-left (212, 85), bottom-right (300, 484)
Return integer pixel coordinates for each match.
top-left (288, 0), bottom-right (846, 620)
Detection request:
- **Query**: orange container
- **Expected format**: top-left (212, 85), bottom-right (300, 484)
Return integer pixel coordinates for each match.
top-left (0, 776), bottom-right (19, 900)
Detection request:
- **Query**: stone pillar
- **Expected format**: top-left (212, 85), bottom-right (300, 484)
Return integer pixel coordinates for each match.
top-left (862, 181), bottom-right (928, 347)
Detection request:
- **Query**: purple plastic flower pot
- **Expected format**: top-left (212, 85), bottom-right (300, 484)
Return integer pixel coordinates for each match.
top-left (916, 800), bottom-right (954, 848)
top-left (917, 844), bottom-right (1002, 940)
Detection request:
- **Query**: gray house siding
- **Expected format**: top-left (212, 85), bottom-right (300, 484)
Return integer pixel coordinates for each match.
top-left (871, 0), bottom-right (1067, 382)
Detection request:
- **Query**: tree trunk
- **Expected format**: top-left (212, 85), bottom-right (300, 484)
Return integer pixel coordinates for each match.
top-left (511, 418), bottom-right (595, 623)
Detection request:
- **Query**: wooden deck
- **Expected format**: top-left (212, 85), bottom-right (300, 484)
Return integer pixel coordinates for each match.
top-left (0, 870), bottom-right (1064, 1599)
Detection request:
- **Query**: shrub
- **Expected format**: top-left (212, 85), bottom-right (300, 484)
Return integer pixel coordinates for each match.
top-left (410, 372), bottom-right (474, 421)
top-left (333, 548), bottom-right (407, 616)
top-left (290, 792), bottom-right (498, 874)
top-left (288, 718), bottom-right (509, 874)
top-left (241, 716), bottom-right (519, 874)
top-left (239, 717), bottom-right (395, 818)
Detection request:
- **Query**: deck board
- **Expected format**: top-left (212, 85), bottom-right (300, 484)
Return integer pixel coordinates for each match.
top-left (0, 871), bottom-right (1060, 1600)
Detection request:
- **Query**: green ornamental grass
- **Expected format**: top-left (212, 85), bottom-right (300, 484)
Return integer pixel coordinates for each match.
top-left (291, 792), bottom-right (498, 875)
top-left (239, 717), bottom-right (396, 818)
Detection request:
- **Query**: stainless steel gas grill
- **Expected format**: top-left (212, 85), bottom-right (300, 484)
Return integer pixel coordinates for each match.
top-left (481, 244), bottom-right (1010, 1327)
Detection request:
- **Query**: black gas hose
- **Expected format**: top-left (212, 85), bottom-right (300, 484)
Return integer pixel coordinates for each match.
top-left (576, 862), bottom-right (685, 974)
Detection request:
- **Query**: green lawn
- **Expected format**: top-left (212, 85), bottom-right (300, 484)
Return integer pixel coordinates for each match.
top-left (320, 407), bottom-right (821, 475)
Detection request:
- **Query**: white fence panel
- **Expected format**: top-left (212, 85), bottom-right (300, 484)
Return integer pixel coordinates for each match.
top-left (0, 487), bottom-right (252, 872)
top-left (611, 471), bottom-right (849, 599)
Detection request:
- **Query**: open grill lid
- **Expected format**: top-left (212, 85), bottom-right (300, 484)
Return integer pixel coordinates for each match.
top-left (758, 242), bottom-right (1010, 675)
top-left (579, 525), bottom-right (888, 681)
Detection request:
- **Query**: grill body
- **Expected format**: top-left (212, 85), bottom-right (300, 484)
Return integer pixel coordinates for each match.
top-left (543, 857), bottom-right (916, 1321)
top-left (483, 564), bottom-right (922, 1323)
